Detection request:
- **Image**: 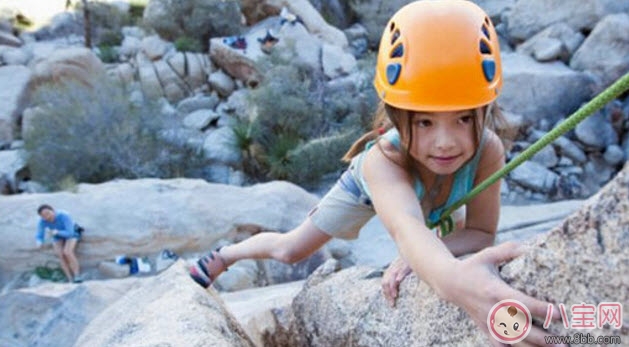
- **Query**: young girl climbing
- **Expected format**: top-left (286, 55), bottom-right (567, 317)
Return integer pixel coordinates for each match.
top-left (190, 1), bottom-right (560, 345)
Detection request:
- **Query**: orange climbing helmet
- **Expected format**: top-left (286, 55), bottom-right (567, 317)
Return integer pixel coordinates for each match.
top-left (374, 0), bottom-right (502, 111)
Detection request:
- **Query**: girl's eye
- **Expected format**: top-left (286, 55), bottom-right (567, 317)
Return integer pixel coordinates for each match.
top-left (513, 322), bottom-right (519, 331)
top-left (458, 115), bottom-right (473, 124)
top-left (415, 119), bottom-right (432, 127)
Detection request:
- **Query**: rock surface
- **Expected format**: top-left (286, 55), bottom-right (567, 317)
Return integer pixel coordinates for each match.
top-left (282, 164), bottom-right (629, 346)
top-left (0, 179), bottom-right (318, 282)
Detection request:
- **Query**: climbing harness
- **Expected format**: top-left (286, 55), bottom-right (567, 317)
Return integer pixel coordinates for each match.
top-left (433, 71), bottom-right (629, 237)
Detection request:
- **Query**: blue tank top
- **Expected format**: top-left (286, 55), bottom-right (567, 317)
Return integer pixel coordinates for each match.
top-left (349, 128), bottom-right (486, 225)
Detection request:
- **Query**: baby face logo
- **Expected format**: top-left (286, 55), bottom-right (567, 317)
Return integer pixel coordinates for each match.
top-left (487, 299), bottom-right (532, 344)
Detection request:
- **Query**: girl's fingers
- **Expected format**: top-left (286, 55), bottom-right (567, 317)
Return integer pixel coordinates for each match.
top-left (478, 241), bottom-right (524, 265)
top-left (389, 280), bottom-right (399, 306)
top-left (382, 277), bottom-right (395, 306)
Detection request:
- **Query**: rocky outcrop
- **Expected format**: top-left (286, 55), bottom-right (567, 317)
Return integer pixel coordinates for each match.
top-left (501, 162), bottom-right (629, 340)
top-left (0, 177), bottom-right (619, 347)
top-left (0, 149), bottom-right (28, 194)
top-left (498, 52), bottom-right (595, 125)
top-left (570, 13), bottom-right (629, 88)
top-left (283, 163), bottom-right (629, 346)
top-left (504, 0), bottom-right (629, 42)
top-left (209, 37), bottom-right (263, 88)
top-left (0, 65), bottom-right (30, 145)
top-left (347, 0), bottom-right (407, 47)
top-left (266, 0), bottom-right (348, 48)
top-left (0, 261), bottom-right (255, 347)
top-left (76, 261), bottom-right (255, 347)
top-left (0, 179), bottom-right (320, 288)
top-left (0, 275), bottom-right (144, 347)
top-left (2, 0), bottom-right (627, 203)
top-left (29, 47), bottom-right (107, 89)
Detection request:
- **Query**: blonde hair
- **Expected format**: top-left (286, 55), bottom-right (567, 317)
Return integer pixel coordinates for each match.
top-left (342, 101), bottom-right (512, 174)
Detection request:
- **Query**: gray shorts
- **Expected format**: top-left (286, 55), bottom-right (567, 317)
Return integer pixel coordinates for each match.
top-left (308, 171), bottom-right (375, 240)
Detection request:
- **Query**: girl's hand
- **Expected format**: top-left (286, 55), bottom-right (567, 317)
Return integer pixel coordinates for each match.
top-left (440, 242), bottom-right (565, 347)
top-left (382, 256), bottom-right (413, 307)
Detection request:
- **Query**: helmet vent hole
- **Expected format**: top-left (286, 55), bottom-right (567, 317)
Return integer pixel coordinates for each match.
top-left (390, 44), bottom-right (404, 58)
top-left (389, 22), bottom-right (396, 32)
top-left (482, 59), bottom-right (496, 82)
top-left (484, 17), bottom-right (491, 26)
top-left (386, 63), bottom-right (402, 85)
top-left (479, 39), bottom-right (492, 54)
top-left (391, 29), bottom-right (400, 45)
top-left (481, 25), bottom-right (491, 40)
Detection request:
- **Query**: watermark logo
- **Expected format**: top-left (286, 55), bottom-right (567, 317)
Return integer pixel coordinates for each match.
top-left (544, 302), bottom-right (623, 329)
top-left (488, 300), bottom-right (623, 345)
top-left (487, 299), bottom-right (532, 344)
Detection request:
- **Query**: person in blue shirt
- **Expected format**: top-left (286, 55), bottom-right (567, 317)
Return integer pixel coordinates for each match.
top-left (36, 204), bottom-right (82, 283)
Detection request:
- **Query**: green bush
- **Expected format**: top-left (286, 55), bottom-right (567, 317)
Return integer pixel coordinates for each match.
top-left (97, 45), bottom-right (118, 63)
top-left (234, 50), bottom-right (378, 185)
top-left (285, 131), bottom-right (360, 183)
top-left (98, 30), bottom-right (124, 47)
top-left (129, 0), bottom-right (148, 23)
top-left (23, 79), bottom-right (208, 190)
top-left (174, 36), bottom-right (204, 53)
top-left (34, 263), bottom-right (67, 282)
top-left (82, 1), bottom-right (133, 30)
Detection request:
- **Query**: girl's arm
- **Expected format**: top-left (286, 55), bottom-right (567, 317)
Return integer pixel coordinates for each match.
top-left (442, 130), bottom-right (506, 255)
top-left (441, 228), bottom-right (495, 256)
top-left (365, 138), bottom-right (557, 346)
top-left (382, 226), bottom-right (494, 306)
top-left (381, 131), bottom-right (504, 303)
top-left (363, 142), bottom-right (458, 298)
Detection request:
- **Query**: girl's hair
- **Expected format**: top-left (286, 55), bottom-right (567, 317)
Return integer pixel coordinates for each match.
top-left (342, 101), bottom-right (513, 174)
top-left (342, 101), bottom-right (392, 163)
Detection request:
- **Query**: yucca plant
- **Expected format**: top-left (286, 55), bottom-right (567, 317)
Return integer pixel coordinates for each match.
top-left (261, 131), bottom-right (301, 180)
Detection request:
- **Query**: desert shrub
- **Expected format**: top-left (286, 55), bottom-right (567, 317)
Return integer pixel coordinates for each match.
top-left (23, 78), bottom-right (208, 190)
top-left (236, 50), bottom-right (377, 185)
top-left (285, 131), bottom-right (360, 183)
top-left (129, 0), bottom-right (148, 23)
top-left (98, 29), bottom-right (123, 47)
top-left (97, 44), bottom-right (118, 63)
top-left (174, 36), bottom-right (204, 53)
top-left (80, 1), bottom-right (133, 30)
top-left (34, 263), bottom-right (67, 282)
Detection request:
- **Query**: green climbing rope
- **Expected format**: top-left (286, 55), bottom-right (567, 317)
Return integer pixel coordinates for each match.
top-left (432, 71), bottom-right (629, 236)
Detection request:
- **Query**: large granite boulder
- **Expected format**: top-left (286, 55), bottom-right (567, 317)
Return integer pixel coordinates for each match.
top-left (75, 261), bottom-right (255, 347)
top-left (498, 53), bottom-right (595, 125)
top-left (0, 261), bottom-right (255, 347)
top-left (0, 179), bottom-right (319, 283)
top-left (284, 163), bottom-right (629, 346)
top-left (29, 47), bottom-right (107, 90)
top-left (505, 0), bottom-right (629, 42)
top-left (0, 65), bottom-right (31, 145)
top-left (570, 13), bottom-right (629, 89)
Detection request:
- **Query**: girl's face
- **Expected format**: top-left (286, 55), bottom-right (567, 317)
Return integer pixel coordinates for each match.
top-left (407, 109), bottom-right (479, 176)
